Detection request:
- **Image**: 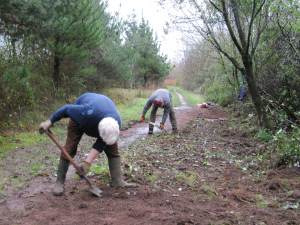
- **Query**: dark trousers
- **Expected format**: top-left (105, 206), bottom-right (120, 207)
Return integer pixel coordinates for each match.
top-left (149, 106), bottom-right (177, 132)
top-left (56, 119), bottom-right (119, 183)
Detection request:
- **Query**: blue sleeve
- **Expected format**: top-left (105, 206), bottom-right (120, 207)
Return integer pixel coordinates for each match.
top-left (50, 104), bottom-right (83, 124)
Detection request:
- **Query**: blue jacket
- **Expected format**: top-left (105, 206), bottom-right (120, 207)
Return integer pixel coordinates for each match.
top-left (50, 93), bottom-right (121, 138)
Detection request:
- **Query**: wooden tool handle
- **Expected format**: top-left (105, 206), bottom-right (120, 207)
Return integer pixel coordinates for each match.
top-left (45, 130), bottom-right (83, 173)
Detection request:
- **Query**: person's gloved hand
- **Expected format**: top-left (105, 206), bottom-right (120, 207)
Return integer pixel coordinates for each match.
top-left (77, 161), bottom-right (91, 177)
top-left (39, 120), bottom-right (52, 133)
top-left (140, 115), bottom-right (145, 122)
top-left (159, 123), bottom-right (164, 130)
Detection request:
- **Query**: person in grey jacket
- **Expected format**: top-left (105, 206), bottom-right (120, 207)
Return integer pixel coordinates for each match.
top-left (141, 89), bottom-right (178, 134)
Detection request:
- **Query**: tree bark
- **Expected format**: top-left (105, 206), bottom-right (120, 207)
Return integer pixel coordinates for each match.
top-left (242, 55), bottom-right (269, 128)
top-left (53, 53), bottom-right (61, 89)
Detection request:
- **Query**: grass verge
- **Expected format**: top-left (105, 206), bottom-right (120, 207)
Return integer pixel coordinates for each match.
top-left (0, 132), bottom-right (46, 159)
top-left (168, 86), bottom-right (205, 106)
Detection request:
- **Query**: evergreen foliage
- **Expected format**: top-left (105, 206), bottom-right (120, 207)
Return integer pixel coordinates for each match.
top-left (0, 0), bottom-right (170, 126)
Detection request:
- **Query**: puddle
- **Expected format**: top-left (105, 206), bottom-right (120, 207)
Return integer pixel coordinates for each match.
top-left (2, 92), bottom-right (198, 205)
top-left (119, 92), bottom-right (191, 148)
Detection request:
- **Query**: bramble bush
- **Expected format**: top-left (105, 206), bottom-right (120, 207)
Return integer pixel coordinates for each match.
top-left (273, 127), bottom-right (300, 167)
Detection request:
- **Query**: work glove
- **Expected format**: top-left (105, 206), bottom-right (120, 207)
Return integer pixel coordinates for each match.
top-left (77, 161), bottom-right (91, 177)
top-left (159, 123), bottom-right (164, 130)
top-left (39, 120), bottom-right (52, 133)
top-left (140, 115), bottom-right (145, 122)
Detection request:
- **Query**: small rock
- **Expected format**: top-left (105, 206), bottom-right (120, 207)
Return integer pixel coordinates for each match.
top-left (268, 180), bottom-right (282, 191)
top-left (291, 190), bottom-right (300, 199)
top-left (177, 166), bottom-right (187, 171)
top-left (256, 222), bottom-right (267, 225)
top-left (78, 203), bottom-right (88, 209)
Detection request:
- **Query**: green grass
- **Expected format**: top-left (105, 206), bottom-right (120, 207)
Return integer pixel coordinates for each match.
top-left (167, 86), bottom-right (181, 107)
top-left (30, 162), bottom-right (44, 176)
top-left (168, 86), bottom-right (205, 106)
top-left (179, 89), bottom-right (205, 105)
top-left (175, 170), bottom-right (199, 187)
top-left (118, 97), bottom-right (148, 125)
top-left (0, 131), bottom-right (46, 159)
top-left (0, 86), bottom-right (204, 160)
top-left (0, 88), bottom-right (151, 158)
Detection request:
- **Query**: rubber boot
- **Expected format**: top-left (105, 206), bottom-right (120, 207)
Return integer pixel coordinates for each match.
top-left (148, 124), bottom-right (154, 135)
top-left (52, 157), bottom-right (69, 196)
top-left (170, 108), bottom-right (178, 134)
top-left (108, 157), bottom-right (137, 188)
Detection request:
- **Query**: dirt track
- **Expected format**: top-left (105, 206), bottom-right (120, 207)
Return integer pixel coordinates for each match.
top-left (0, 103), bottom-right (300, 225)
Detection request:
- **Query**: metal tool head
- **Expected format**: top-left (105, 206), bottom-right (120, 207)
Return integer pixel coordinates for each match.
top-left (88, 185), bottom-right (103, 197)
top-left (149, 122), bottom-right (160, 128)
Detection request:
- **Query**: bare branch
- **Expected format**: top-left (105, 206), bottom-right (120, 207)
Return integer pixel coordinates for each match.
top-left (250, 4), bottom-right (268, 57)
top-left (254, 0), bottom-right (266, 19)
top-left (246, 0), bottom-right (257, 53)
top-left (220, 0), bottom-right (243, 54)
top-left (230, 0), bottom-right (247, 50)
top-left (208, 0), bottom-right (223, 13)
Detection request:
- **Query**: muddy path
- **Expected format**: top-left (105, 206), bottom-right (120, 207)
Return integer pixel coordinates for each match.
top-left (1, 96), bottom-right (300, 225)
top-left (119, 91), bottom-right (194, 148)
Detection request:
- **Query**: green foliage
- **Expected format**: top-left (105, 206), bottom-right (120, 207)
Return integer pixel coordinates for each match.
top-left (123, 18), bottom-right (171, 87)
top-left (256, 129), bottom-right (273, 142)
top-left (204, 78), bottom-right (235, 106)
top-left (89, 164), bottom-right (109, 176)
top-left (200, 183), bottom-right (218, 199)
top-left (98, 88), bottom-right (152, 126)
top-left (118, 98), bottom-right (148, 125)
top-left (1, 64), bottom-right (34, 110)
top-left (255, 194), bottom-right (268, 208)
top-left (273, 127), bottom-right (300, 166)
top-left (173, 86), bottom-right (205, 106)
top-left (0, 0), bottom-right (170, 133)
top-left (176, 171), bottom-right (199, 187)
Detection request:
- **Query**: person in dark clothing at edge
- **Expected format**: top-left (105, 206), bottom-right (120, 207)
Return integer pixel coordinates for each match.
top-left (140, 88), bottom-right (178, 134)
top-left (39, 92), bottom-right (136, 196)
top-left (238, 85), bottom-right (247, 102)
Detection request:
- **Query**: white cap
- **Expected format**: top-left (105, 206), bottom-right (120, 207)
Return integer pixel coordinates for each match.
top-left (98, 117), bottom-right (120, 145)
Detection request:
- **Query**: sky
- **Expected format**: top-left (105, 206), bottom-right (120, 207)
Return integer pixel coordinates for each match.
top-left (106, 0), bottom-right (185, 63)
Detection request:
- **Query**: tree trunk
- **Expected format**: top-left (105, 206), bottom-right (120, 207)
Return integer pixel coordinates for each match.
top-left (53, 53), bottom-right (60, 89)
top-left (243, 56), bottom-right (270, 128)
top-left (143, 75), bottom-right (148, 87)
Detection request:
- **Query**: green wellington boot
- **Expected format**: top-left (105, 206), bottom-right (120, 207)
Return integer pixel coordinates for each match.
top-left (108, 157), bottom-right (137, 188)
top-left (52, 158), bottom-right (69, 196)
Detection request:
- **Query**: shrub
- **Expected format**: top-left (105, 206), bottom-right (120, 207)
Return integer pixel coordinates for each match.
top-left (273, 127), bottom-right (300, 167)
top-left (256, 129), bottom-right (273, 142)
top-left (1, 65), bottom-right (34, 112)
top-left (204, 79), bottom-right (235, 106)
